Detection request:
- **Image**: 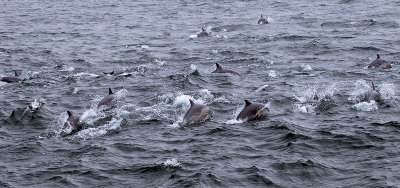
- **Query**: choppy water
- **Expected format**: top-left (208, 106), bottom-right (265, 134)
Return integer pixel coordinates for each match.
top-left (1, 0), bottom-right (400, 187)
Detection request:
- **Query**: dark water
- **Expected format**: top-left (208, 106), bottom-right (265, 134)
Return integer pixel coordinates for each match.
top-left (1, 0), bottom-right (400, 187)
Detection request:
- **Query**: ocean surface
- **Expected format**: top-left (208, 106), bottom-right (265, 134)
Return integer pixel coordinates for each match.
top-left (1, 0), bottom-right (400, 187)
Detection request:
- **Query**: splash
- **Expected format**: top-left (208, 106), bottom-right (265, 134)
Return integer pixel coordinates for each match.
top-left (75, 117), bottom-right (122, 139)
top-left (353, 101), bottom-right (378, 111)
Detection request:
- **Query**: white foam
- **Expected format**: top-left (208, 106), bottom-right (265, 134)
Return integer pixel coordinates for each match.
top-left (199, 89), bottom-right (212, 98)
top-left (226, 119), bottom-right (245, 124)
top-left (294, 103), bottom-right (315, 114)
top-left (72, 88), bottom-right (81, 94)
top-left (74, 72), bottom-right (99, 78)
top-left (173, 95), bottom-right (195, 107)
top-left (75, 117), bottom-right (122, 139)
top-left (60, 65), bottom-right (75, 72)
top-left (189, 34), bottom-right (198, 39)
top-left (212, 49), bottom-right (218, 54)
top-left (300, 64), bottom-right (313, 71)
top-left (379, 83), bottom-right (396, 101)
top-left (190, 64), bottom-right (197, 71)
top-left (141, 45), bottom-right (149, 49)
top-left (268, 70), bottom-right (278, 78)
top-left (154, 59), bottom-right (166, 66)
top-left (162, 158), bottom-right (181, 167)
top-left (353, 101), bottom-right (378, 111)
top-left (256, 84), bottom-right (269, 92)
top-left (30, 99), bottom-right (40, 109)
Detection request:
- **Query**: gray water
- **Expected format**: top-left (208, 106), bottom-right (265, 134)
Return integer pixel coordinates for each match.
top-left (1, 0), bottom-right (400, 187)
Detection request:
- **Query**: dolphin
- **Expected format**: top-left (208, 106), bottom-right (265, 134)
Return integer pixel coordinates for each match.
top-left (212, 63), bottom-right (240, 76)
top-left (182, 99), bottom-right (211, 126)
top-left (197, 28), bottom-right (209, 37)
top-left (365, 82), bottom-right (381, 103)
top-left (368, 54), bottom-right (391, 69)
top-left (97, 88), bottom-right (116, 108)
top-left (60, 111), bottom-right (82, 137)
top-left (257, 15), bottom-right (268, 24)
top-left (236, 100), bottom-right (269, 121)
top-left (1, 71), bottom-right (23, 83)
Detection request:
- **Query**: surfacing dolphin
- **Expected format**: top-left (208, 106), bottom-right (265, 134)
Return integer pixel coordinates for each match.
top-left (365, 82), bottom-right (381, 103)
top-left (236, 100), bottom-right (269, 121)
top-left (98, 88), bottom-right (116, 108)
top-left (182, 99), bottom-right (211, 126)
top-left (257, 15), bottom-right (268, 24)
top-left (1, 71), bottom-right (23, 83)
top-left (60, 111), bottom-right (82, 137)
top-left (368, 54), bottom-right (391, 69)
top-left (212, 63), bottom-right (240, 76)
top-left (197, 28), bottom-right (209, 37)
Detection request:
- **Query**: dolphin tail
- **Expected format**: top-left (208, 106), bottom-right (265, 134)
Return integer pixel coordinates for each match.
top-left (216, 63), bottom-right (221, 69)
top-left (109, 88), bottom-right (113, 94)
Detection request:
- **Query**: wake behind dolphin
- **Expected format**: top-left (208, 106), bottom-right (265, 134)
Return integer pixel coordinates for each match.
top-left (236, 100), bottom-right (269, 121)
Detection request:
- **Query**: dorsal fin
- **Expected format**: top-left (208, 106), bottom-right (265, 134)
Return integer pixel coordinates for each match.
top-left (202, 28), bottom-right (205, 31)
top-left (189, 99), bottom-right (195, 106)
top-left (67, 111), bottom-right (73, 117)
top-left (109, 88), bottom-right (113, 94)
top-left (245, 100), bottom-right (251, 107)
top-left (377, 54), bottom-right (380, 59)
top-left (14, 71), bottom-right (19, 77)
top-left (261, 14), bottom-right (263, 18)
top-left (110, 71), bottom-right (114, 75)
top-left (371, 82), bottom-right (375, 90)
top-left (216, 63), bottom-right (221, 69)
